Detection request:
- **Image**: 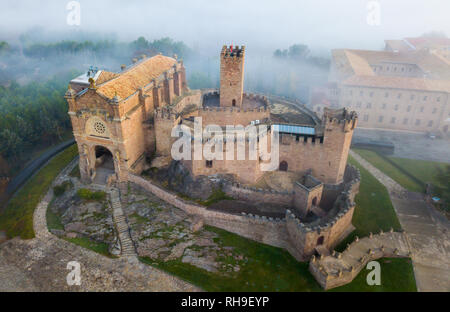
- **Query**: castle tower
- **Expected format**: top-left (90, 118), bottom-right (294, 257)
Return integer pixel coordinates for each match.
top-left (220, 45), bottom-right (245, 108)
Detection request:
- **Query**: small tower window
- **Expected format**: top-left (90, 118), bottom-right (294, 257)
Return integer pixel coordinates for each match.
top-left (232, 99), bottom-right (236, 107)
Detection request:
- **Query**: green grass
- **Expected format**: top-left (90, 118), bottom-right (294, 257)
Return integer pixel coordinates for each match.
top-left (46, 203), bottom-right (64, 231)
top-left (63, 236), bottom-right (115, 258)
top-left (353, 149), bottom-right (423, 192)
top-left (142, 223), bottom-right (415, 292)
top-left (353, 148), bottom-right (447, 193)
top-left (388, 157), bottom-right (448, 189)
top-left (0, 144), bottom-right (78, 239)
top-left (331, 258), bottom-right (416, 292)
top-left (76, 188), bottom-right (106, 202)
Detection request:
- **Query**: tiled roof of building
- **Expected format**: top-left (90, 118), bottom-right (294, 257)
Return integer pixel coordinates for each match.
top-left (96, 71), bottom-right (120, 85)
top-left (96, 55), bottom-right (177, 99)
top-left (332, 48), bottom-right (450, 92)
top-left (342, 75), bottom-right (450, 93)
top-left (384, 40), bottom-right (414, 52)
top-left (405, 36), bottom-right (450, 48)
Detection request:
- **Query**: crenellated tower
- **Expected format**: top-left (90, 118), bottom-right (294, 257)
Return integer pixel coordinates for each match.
top-left (220, 45), bottom-right (245, 108)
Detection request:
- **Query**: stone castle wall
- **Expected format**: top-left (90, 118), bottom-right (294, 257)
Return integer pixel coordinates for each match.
top-left (222, 181), bottom-right (294, 206)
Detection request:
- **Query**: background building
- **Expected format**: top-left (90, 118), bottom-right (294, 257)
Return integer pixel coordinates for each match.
top-left (327, 46), bottom-right (450, 136)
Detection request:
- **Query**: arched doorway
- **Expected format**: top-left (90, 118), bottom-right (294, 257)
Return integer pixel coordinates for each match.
top-left (93, 146), bottom-right (114, 184)
top-left (317, 236), bottom-right (324, 245)
top-left (279, 161), bottom-right (288, 171)
top-left (312, 197), bottom-right (318, 206)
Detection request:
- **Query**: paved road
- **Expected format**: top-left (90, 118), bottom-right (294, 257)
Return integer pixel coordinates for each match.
top-left (350, 150), bottom-right (450, 291)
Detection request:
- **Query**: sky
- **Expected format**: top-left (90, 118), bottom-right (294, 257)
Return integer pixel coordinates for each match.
top-left (1, 0), bottom-right (449, 55)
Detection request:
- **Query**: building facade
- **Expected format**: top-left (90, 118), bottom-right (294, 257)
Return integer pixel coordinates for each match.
top-left (328, 48), bottom-right (450, 136)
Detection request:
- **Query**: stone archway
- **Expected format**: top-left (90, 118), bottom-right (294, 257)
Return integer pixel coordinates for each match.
top-left (279, 161), bottom-right (288, 171)
top-left (92, 145), bottom-right (115, 184)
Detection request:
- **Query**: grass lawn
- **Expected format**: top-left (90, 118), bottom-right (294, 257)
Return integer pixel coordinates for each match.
top-left (352, 149), bottom-right (423, 192)
top-left (0, 144), bottom-right (78, 239)
top-left (330, 258), bottom-right (416, 292)
top-left (353, 148), bottom-right (447, 193)
top-left (388, 157), bottom-right (448, 189)
top-left (63, 236), bottom-right (115, 258)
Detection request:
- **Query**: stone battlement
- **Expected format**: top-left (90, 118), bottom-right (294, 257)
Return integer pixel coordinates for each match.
top-left (221, 45), bottom-right (245, 58)
top-left (309, 230), bottom-right (410, 289)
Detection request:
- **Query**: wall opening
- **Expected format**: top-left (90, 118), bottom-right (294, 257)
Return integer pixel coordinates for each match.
top-left (206, 160), bottom-right (213, 168)
top-left (279, 161), bottom-right (288, 171)
top-left (93, 146), bottom-right (114, 184)
top-left (317, 236), bottom-right (324, 245)
top-left (312, 197), bottom-right (318, 206)
top-left (232, 99), bottom-right (236, 107)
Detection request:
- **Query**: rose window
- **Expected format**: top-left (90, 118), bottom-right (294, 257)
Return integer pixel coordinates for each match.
top-left (93, 121), bottom-right (106, 134)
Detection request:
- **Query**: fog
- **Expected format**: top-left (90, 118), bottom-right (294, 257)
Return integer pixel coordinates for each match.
top-left (1, 0), bottom-right (449, 101)
top-left (2, 0), bottom-right (449, 52)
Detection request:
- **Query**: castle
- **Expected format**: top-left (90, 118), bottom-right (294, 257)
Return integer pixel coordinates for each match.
top-left (66, 45), bottom-right (359, 267)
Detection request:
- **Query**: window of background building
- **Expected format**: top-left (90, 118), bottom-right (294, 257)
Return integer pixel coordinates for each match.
top-left (378, 116), bottom-right (384, 122)
top-left (356, 102), bottom-right (361, 108)
top-left (385, 92), bottom-right (389, 98)
top-left (391, 117), bottom-right (396, 124)
top-left (382, 103), bottom-right (387, 109)
top-left (428, 120), bottom-right (433, 127)
top-left (410, 94), bottom-right (415, 100)
top-left (397, 93), bottom-right (402, 99)
top-left (415, 119), bottom-right (421, 126)
top-left (420, 107), bottom-right (424, 112)
top-left (403, 118), bottom-right (408, 125)
top-left (432, 108), bottom-right (437, 114)
top-left (364, 114), bottom-right (369, 121)
top-left (437, 97), bottom-right (441, 102)
top-left (394, 104), bottom-right (399, 111)
top-left (407, 105), bottom-right (412, 112)
top-left (366, 102), bottom-right (372, 109)
top-left (423, 96), bottom-right (427, 101)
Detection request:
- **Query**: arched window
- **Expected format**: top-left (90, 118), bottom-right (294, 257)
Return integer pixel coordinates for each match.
top-left (317, 236), bottom-right (324, 245)
top-left (279, 161), bottom-right (288, 171)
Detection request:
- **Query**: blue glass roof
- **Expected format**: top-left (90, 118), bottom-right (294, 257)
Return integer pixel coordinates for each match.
top-left (272, 124), bottom-right (315, 135)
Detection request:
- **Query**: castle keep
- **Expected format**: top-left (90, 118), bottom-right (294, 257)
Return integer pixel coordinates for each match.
top-left (67, 45), bottom-right (359, 272)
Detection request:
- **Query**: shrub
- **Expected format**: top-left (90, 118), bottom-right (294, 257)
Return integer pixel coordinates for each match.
top-left (76, 188), bottom-right (106, 201)
top-left (53, 180), bottom-right (73, 197)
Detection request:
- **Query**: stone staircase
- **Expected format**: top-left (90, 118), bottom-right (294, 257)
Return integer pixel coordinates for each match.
top-left (110, 189), bottom-right (137, 258)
